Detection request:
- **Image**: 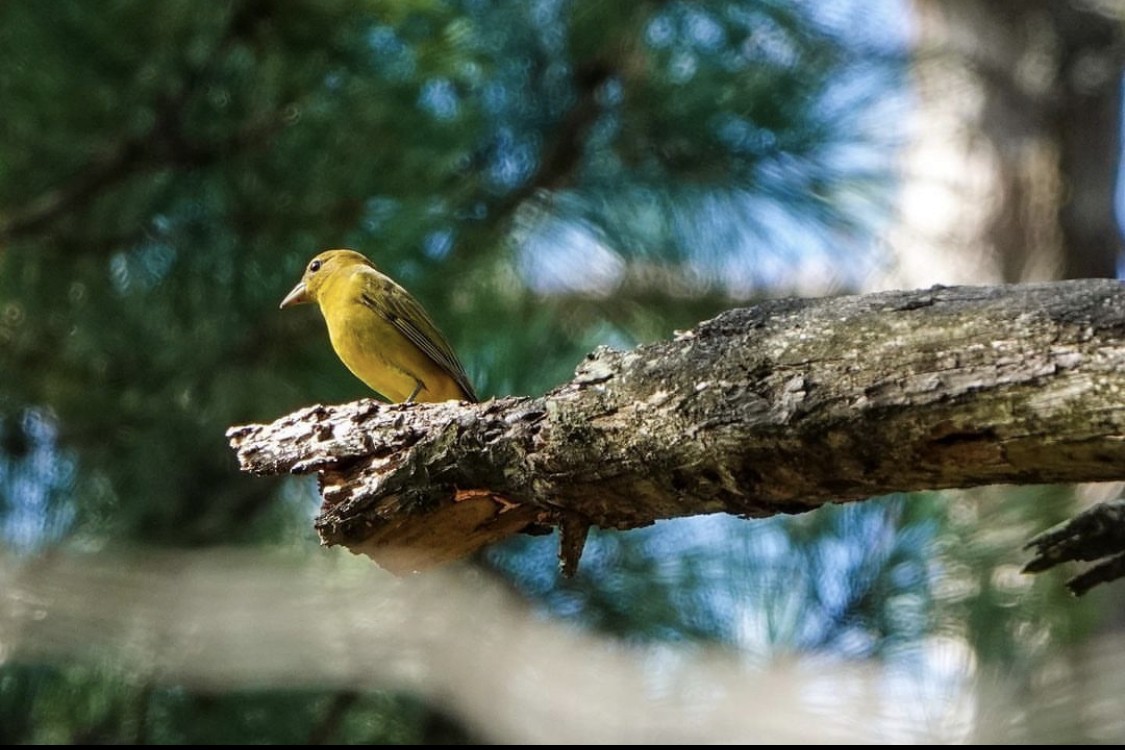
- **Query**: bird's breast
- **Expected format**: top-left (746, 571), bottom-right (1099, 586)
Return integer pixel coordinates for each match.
top-left (314, 268), bottom-right (470, 403)
top-left (321, 300), bottom-right (420, 402)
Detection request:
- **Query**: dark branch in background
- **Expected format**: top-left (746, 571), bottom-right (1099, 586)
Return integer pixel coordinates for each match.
top-left (0, 113), bottom-right (286, 244)
top-left (483, 61), bottom-right (615, 229)
top-left (440, 57), bottom-right (618, 272)
top-left (130, 682), bottom-right (153, 746)
top-left (455, 5), bottom-right (662, 261)
top-left (306, 691), bottom-right (359, 746)
top-left (0, 0), bottom-right (280, 244)
top-left (1025, 499), bottom-right (1125, 595)
top-left (0, 138), bottom-right (147, 243)
top-left (1049, 1), bottom-right (1125, 279)
top-left (525, 62), bottom-right (614, 194)
top-left (229, 280), bottom-right (1125, 580)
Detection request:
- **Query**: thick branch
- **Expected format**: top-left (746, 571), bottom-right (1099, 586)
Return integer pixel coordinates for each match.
top-left (229, 280), bottom-right (1125, 572)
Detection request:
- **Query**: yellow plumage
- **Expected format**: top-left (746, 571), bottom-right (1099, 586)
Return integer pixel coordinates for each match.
top-left (280, 249), bottom-right (477, 403)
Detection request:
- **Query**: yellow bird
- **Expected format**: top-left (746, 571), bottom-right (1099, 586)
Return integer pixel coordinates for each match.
top-left (280, 249), bottom-right (478, 404)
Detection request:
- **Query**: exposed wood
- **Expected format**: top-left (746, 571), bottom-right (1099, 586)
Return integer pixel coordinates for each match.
top-left (228, 279), bottom-right (1125, 573)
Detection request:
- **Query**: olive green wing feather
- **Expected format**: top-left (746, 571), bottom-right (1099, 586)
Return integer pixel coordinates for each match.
top-left (359, 273), bottom-right (478, 402)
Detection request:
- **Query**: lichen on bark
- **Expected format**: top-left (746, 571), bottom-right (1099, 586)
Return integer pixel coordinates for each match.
top-left (229, 280), bottom-right (1125, 574)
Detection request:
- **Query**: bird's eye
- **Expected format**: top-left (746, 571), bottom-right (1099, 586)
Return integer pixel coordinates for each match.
top-left (309, 260), bottom-right (322, 273)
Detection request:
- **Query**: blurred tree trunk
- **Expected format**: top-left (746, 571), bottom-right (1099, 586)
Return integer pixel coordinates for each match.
top-left (882, 0), bottom-right (1125, 655)
top-left (882, 0), bottom-right (1123, 289)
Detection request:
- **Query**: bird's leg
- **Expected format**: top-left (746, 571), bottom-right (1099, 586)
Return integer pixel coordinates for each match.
top-left (404, 380), bottom-right (423, 404)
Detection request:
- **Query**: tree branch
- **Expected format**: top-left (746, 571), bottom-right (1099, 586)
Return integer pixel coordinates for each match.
top-left (1024, 499), bottom-right (1125, 595)
top-left (228, 279), bottom-right (1125, 573)
top-left (0, 0), bottom-right (279, 244)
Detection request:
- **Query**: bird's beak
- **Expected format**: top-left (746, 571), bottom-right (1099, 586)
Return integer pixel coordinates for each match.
top-left (279, 281), bottom-right (310, 309)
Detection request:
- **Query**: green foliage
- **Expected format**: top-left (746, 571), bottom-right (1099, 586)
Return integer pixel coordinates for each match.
top-left (0, 0), bottom-right (872, 545)
top-left (491, 498), bottom-right (942, 654)
top-left (0, 664), bottom-right (470, 744)
top-left (929, 485), bottom-right (1097, 667)
top-left (0, 0), bottom-right (1097, 743)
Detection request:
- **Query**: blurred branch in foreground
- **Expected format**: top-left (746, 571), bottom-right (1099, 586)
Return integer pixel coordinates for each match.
top-left (229, 280), bottom-right (1125, 574)
top-left (2, 547), bottom-right (1124, 743)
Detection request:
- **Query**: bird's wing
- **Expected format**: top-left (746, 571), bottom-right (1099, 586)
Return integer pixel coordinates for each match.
top-left (359, 270), bottom-right (478, 402)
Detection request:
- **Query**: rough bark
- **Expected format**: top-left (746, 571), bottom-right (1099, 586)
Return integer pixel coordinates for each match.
top-left (882, 1), bottom-right (1125, 597)
top-left (229, 279), bottom-right (1125, 573)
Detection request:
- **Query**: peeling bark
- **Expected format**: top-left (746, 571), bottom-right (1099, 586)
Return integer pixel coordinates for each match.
top-left (229, 280), bottom-right (1125, 573)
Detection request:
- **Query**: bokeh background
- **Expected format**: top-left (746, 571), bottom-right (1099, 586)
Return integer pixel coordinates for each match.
top-left (2, 0), bottom-right (1124, 743)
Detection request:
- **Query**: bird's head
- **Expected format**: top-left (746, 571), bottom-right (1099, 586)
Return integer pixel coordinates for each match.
top-left (280, 249), bottom-right (374, 308)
